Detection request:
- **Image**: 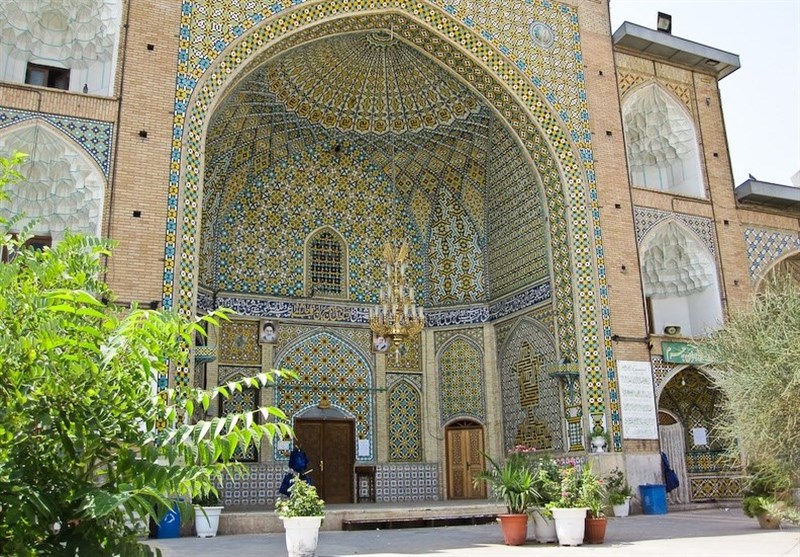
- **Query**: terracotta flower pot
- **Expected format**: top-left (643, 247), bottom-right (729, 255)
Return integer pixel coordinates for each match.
top-left (498, 513), bottom-right (529, 546)
top-left (584, 516), bottom-right (607, 544)
top-left (757, 514), bottom-right (781, 529)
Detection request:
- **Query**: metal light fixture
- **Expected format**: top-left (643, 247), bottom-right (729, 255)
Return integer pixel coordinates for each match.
top-left (656, 12), bottom-right (672, 34)
top-left (369, 241), bottom-right (424, 363)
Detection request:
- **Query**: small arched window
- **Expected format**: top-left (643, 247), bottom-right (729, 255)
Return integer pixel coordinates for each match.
top-left (306, 228), bottom-right (347, 298)
top-left (622, 83), bottom-right (704, 198)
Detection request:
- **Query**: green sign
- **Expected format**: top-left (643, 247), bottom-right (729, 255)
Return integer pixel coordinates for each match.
top-left (662, 341), bottom-right (708, 364)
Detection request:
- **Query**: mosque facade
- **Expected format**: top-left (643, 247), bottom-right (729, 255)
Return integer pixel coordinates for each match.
top-left (1, 0), bottom-right (798, 508)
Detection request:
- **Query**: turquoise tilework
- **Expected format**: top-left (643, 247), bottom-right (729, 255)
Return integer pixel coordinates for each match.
top-left (0, 106), bottom-right (114, 177)
top-left (273, 325), bottom-right (375, 461)
top-left (165, 0), bottom-right (617, 447)
top-left (436, 335), bottom-right (486, 424)
top-left (387, 374), bottom-right (423, 461)
top-left (743, 227), bottom-right (800, 281)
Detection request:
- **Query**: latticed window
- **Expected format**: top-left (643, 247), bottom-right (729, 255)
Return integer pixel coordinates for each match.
top-left (307, 229), bottom-right (346, 298)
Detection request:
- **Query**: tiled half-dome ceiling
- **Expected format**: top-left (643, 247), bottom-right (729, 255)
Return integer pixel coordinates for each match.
top-left (200, 30), bottom-right (550, 307)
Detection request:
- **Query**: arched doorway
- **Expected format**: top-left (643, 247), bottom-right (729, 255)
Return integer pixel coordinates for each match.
top-left (294, 406), bottom-right (356, 504)
top-left (445, 419), bottom-right (486, 500)
top-left (658, 367), bottom-right (732, 502)
top-left (658, 410), bottom-right (689, 504)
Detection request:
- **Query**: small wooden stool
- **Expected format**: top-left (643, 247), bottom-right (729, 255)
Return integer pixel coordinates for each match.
top-left (354, 465), bottom-right (376, 503)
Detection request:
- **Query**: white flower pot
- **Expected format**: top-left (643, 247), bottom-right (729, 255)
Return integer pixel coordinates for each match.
top-left (551, 507), bottom-right (588, 546)
top-left (531, 509), bottom-right (557, 543)
top-left (194, 505), bottom-right (224, 538)
top-left (612, 497), bottom-right (631, 517)
top-left (282, 516), bottom-right (323, 557)
top-left (591, 435), bottom-right (607, 453)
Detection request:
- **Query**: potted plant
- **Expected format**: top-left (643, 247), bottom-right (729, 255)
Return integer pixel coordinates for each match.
top-left (589, 424), bottom-right (611, 453)
top-left (275, 473), bottom-right (326, 557)
top-left (193, 490), bottom-right (224, 538)
top-left (741, 464), bottom-right (792, 530)
top-left (743, 495), bottom-right (784, 529)
top-left (606, 467), bottom-right (633, 517)
top-left (582, 463), bottom-right (608, 544)
top-left (529, 456), bottom-right (561, 543)
top-left (473, 448), bottom-right (539, 546)
top-left (546, 461), bottom-right (600, 546)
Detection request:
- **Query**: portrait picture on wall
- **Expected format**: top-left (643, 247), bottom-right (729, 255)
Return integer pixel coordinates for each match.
top-left (372, 333), bottom-right (389, 353)
top-left (259, 320), bottom-right (278, 344)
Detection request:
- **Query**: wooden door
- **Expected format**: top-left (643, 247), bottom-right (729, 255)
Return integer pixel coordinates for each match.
top-left (294, 419), bottom-right (355, 504)
top-left (446, 421), bottom-right (486, 499)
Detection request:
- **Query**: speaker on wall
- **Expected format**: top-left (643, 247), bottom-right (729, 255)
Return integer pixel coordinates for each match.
top-left (663, 325), bottom-right (681, 336)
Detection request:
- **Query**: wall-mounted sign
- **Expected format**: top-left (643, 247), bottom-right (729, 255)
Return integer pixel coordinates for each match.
top-left (662, 341), bottom-right (708, 364)
top-left (617, 360), bottom-right (659, 439)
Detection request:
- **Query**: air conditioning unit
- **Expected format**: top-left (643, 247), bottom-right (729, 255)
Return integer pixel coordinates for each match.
top-left (663, 325), bottom-right (682, 336)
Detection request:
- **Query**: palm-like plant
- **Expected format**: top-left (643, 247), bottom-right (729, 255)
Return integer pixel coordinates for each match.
top-left (473, 451), bottom-right (539, 514)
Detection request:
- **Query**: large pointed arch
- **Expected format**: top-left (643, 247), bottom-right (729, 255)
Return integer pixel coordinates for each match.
top-left (163, 1), bottom-right (620, 443)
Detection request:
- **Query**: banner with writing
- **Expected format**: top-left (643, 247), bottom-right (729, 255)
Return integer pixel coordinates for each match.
top-left (617, 360), bottom-right (659, 439)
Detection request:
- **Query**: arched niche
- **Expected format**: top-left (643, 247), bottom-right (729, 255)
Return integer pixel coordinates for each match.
top-left (641, 220), bottom-right (722, 337)
top-left (167, 4), bottom-right (617, 442)
top-left (623, 82), bottom-right (704, 197)
top-left (0, 120), bottom-right (105, 241)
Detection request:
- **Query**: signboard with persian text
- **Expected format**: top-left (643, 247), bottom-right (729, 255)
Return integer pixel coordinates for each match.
top-left (617, 360), bottom-right (659, 439)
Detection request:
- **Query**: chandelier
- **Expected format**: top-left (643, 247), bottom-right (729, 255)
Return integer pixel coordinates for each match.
top-left (368, 241), bottom-right (425, 362)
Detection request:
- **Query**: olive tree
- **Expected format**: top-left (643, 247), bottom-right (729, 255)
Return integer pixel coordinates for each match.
top-left (0, 153), bottom-right (292, 555)
top-left (699, 275), bottom-right (800, 494)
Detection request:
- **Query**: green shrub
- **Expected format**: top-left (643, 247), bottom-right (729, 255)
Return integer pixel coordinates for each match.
top-left (0, 153), bottom-right (293, 555)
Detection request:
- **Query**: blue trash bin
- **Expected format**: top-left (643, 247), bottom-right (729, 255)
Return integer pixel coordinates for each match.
top-left (157, 503), bottom-right (181, 539)
top-left (639, 484), bottom-right (668, 515)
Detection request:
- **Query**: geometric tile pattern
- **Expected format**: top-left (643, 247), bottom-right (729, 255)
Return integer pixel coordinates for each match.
top-left (387, 377), bottom-right (422, 461)
top-left (428, 188), bottom-right (486, 305)
top-left (689, 475), bottom-right (745, 500)
top-left (437, 337), bottom-right (486, 425)
top-left (274, 330), bottom-right (375, 461)
top-left (686, 450), bottom-right (729, 473)
top-left (218, 320), bottom-right (261, 365)
top-left (217, 365), bottom-right (260, 384)
top-left (659, 368), bottom-right (726, 453)
top-left (386, 333), bottom-right (422, 373)
top-left (634, 207), bottom-right (717, 257)
top-left (433, 327), bottom-right (484, 351)
top-left (743, 227), bottom-right (800, 280)
top-left (166, 1), bottom-right (615, 439)
top-left (497, 317), bottom-right (562, 452)
top-left (651, 356), bottom-right (675, 392)
top-left (375, 463), bottom-right (440, 502)
top-left (265, 31), bottom-right (481, 135)
top-left (221, 462), bottom-right (440, 505)
top-left (0, 106), bottom-right (114, 177)
top-left (207, 141), bottom-right (421, 299)
top-left (487, 117), bottom-right (549, 297)
top-left (618, 74), bottom-right (693, 112)
top-left (220, 384), bottom-right (259, 462)
top-left (221, 463), bottom-right (286, 507)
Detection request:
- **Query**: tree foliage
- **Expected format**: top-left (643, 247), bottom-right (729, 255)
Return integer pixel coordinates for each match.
top-left (699, 275), bottom-right (800, 486)
top-left (0, 153), bottom-right (293, 555)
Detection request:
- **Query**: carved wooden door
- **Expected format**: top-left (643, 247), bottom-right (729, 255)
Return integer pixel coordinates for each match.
top-left (294, 419), bottom-right (355, 504)
top-left (446, 421), bottom-right (486, 499)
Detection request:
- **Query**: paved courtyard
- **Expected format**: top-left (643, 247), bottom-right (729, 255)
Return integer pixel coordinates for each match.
top-left (149, 508), bottom-right (799, 556)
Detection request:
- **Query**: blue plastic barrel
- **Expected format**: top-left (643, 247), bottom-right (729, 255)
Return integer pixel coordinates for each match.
top-left (157, 504), bottom-right (181, 538)
top-left (639, 484), bottom-right (668, 515)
